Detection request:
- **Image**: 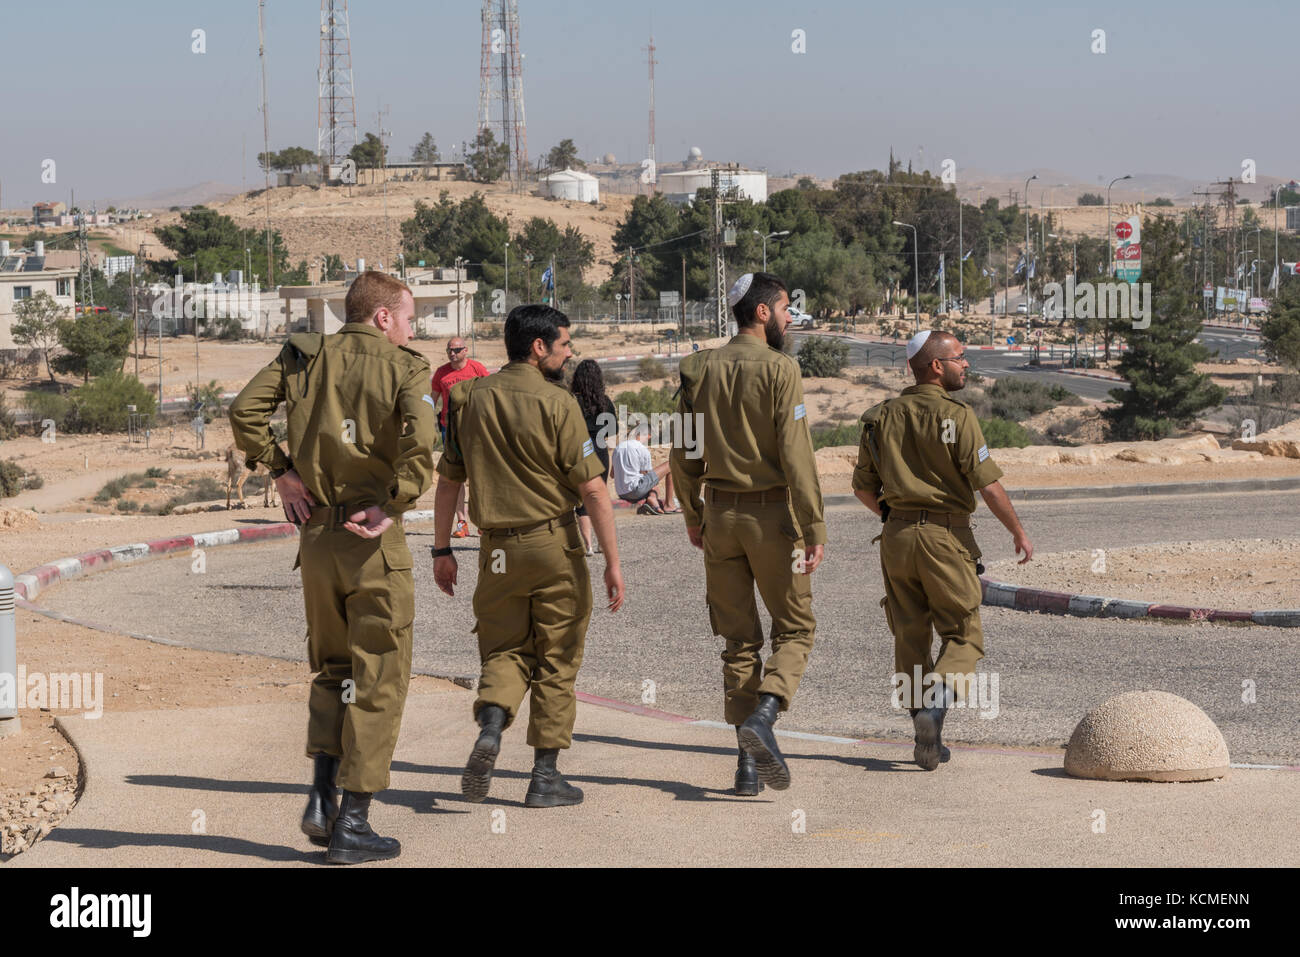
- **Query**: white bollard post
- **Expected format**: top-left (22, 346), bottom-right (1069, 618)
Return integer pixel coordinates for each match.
top-left (0, 564), bottom-right (20, 737)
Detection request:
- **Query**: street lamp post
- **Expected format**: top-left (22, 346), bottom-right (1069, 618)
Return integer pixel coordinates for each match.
top-left (1107, 174), bottom-right (1132, 276)
top-left (1252, 227), bottom-right (1262, 298)
top-left (753, 230), bottom-right (789, 271)
top-left (504, 241), bottom-right (510, 310)
top-left (893, 220), bottom-right (920, 331)
top-left (1023, 174), bottom-right (1037, 315)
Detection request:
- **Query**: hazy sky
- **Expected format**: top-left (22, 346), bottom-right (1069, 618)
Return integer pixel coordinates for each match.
top-left (2, 0), bottom-right (1295, 207)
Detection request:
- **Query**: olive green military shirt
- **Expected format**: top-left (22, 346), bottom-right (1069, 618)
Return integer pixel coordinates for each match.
top-left (229, 322), bottom-right (437, 517)
top-left (436, 361), bottom-right (604, 529)
top-left (670, 334), bottom-right (826, 546)
top-left (852, 382), bottom-right (1004, 514)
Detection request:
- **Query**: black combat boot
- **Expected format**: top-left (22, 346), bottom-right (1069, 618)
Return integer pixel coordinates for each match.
top-left (733, 726), bottom-right (764, 796)
top-left (524, 748), bottom-right (584, 807)
top-left (461, 705), bottom-right (507, 803)
top-left (912, 694), bottom-right (950, 771)
top-left (300, 754), bottom-right (340, 846)
top-left (738, 694), bottom-right (790, 790)
top-left (325, 790), bottom-right (401, 864)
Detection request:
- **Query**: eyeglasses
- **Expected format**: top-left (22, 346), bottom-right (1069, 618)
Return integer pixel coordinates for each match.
top-left (447, 347), bottom-right (467, 355)
top-left (937, 353), bottom-right (967, 363)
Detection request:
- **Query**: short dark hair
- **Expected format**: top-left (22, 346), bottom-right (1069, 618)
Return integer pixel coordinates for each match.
top-left (504, 303), bottom-right (570, 361)
top-left (732, 272), bottom-right (788, 328)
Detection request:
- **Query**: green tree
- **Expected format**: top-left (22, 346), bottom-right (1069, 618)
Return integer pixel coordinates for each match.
top-left (153, 206), bottom-right (291, 281)
top-left (1102, 216), bottom-right (1228, 440)
top-left (1260, 280), bottom-right (1300, 370)
top-left (63, 371), bottom-right (157, 433)
top-left (467, 130), bottom-right (510, 183)
top-left (1078, 193), bottom-right (1105, 206)
top-left (411, 133), bottom-right (441, 166)
top-left (796, 337), bottom-right (850, 377)
top-left (53, 311), bottom-right (134, 382)
top-left (278, 146), bottom-right (318, 172)
top-left (11, 291), bottom-right (67, 381)
top-left (349, 133), bottom-right (386, 171)
top-left (545, 138), bottom-right (585, 171)
top-left (399, 191), bottom-right (510, 284)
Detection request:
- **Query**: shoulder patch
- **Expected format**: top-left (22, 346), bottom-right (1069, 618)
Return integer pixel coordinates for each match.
top-left (421, 394), bottom-right (437, 412)
top-left (794, 403), bottom-right (806, 421)
top-left (977, 444), bottom-right (990, 463)
top-left (582, 438), bottom-right (594, 458)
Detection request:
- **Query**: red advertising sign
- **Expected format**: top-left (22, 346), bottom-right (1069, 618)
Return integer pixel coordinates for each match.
top-left (1116, 243), bottom-right (1141, 261)
top-left (1115, 221), bottom-right (1133, 240)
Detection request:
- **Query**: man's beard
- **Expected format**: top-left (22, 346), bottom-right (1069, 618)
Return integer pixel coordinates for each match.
top-left (764, 315), bottom-right (785, 350)
top-left (542, 360), bottom-right (566, 383)
top-left (943, 366), bottom-right (966, 391)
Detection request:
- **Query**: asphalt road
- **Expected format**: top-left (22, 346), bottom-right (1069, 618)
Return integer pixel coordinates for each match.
top-left (40, 491), bottom-right (1300, 765)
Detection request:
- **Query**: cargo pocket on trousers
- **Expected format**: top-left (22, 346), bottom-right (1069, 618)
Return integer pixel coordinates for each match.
top-left (879, 595), bottom-right (895, 635)
top-left (949, 527), bottom-right (981, 565)
top-left (706, 601), bottom-right (722, 637)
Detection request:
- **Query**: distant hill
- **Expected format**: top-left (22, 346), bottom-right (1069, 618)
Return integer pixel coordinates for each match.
top-left (102, 180), bottom-right (244, 211)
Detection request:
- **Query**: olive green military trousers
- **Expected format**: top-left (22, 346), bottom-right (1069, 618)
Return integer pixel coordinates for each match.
top-left (702, 500), bottom-right (817, 725)
top-left (472, 516), bottom-right (593, 749)
top-left (300, 519), bottom-right (414, 795)
top-left (878, 517), bottom-right (985, 703)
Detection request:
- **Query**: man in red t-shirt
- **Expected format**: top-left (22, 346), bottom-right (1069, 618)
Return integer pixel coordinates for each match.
top-left (432, 337), bottom-right (489, 536)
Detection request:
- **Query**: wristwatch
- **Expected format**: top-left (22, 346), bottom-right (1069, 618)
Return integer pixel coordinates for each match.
top-left (431, 546), bottom-right (453, 558)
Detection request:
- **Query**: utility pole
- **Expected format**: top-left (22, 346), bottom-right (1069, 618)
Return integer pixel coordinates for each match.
top-left (627, 247), bottom-right (635, 323)
top-left (377, 103), bottom-right (391, 269)
top-left (681, 253), bottom-right (687, 338)
top-left (455, 256), bottom-right (463, 337)
top-left (258, 0), bottom-right (275, 287)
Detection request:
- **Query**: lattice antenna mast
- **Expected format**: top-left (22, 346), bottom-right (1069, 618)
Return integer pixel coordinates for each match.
top-left (317, 0), bottom-right (358, 167)
top-left (645, 33), bottom-right (657, 189)
top-left (478, 0), bottom-right (528, 185)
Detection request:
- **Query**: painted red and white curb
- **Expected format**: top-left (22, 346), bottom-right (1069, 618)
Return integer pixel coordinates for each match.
top-left (13, 523), bottom-right (1299, 770)
top-left (980, 578), bottom-right (1300, 628)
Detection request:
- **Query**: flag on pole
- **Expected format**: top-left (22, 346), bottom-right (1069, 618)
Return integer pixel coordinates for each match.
top-left (540, 266), bottom-right (554, 290)
top-left (1028, 258), bottom-right (1036, 280)
top-left (962, 249), bottom-right (973, 261)
top-left (1013, 254), bottom-right (1026, 275)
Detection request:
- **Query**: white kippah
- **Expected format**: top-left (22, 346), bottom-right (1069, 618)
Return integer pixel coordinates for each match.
top-left (727, 273), bottom-right (754, 308)
top-left (905, 330), bottom-right (933, 360)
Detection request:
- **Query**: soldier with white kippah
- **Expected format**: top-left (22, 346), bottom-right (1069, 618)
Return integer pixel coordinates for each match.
top-left (670, 272), bottom-right (826, 795)
top-left (853, 329), bottom-right (1033, 770)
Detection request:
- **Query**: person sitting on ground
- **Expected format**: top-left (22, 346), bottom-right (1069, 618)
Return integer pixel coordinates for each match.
top-left (611, 421), bottom-right (677, 515)
top-left (570, 358), bottom-right (616, 553)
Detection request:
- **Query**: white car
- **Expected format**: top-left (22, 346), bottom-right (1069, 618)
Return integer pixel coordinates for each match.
top-left (788, 306), bottom-right (816, 328)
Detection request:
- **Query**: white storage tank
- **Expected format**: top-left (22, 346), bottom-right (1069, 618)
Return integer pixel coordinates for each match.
top-left (541, 169), bottom-right (600, 203)
top-left (659, 167), bottom-right (768, 205)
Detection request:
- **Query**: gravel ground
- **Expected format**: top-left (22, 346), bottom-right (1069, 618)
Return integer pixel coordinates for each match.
top-left (35, 493), bottom-right (1300, 766)
top-left (987, 538), bottom-right (1300, 610)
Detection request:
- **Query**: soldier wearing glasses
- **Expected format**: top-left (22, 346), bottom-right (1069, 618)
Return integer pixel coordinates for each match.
top-left (853, 330), bottom-right (1033, 771)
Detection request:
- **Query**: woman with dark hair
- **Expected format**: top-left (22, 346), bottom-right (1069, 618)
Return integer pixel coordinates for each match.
top-left (570, 358), bottom-right (615, 554)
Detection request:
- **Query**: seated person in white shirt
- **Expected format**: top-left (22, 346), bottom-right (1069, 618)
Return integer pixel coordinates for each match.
top-left (610, 422), bottom-right (677, 514)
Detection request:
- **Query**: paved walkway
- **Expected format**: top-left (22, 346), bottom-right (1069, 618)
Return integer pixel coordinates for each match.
top-left (12, 687), bottom-right (1297, 867)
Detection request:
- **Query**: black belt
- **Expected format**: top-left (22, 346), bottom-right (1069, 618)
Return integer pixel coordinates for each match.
top-left (886, 509), bottom-right (969, 528)
top-left (706, 486), bottom-right (790, 505)
top-left (306, 504), bottom-right (366, 527)
top-left (483, 511), bottom-right (577, 537)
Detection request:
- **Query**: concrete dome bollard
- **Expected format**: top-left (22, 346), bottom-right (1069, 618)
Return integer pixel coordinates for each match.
top-left (1064, 690), bottom-right (1230, 782)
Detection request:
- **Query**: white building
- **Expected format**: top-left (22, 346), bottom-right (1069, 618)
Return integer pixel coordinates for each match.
top-left (0, 241), bottom-right (77, 350)
top-left (143, 274), bottom-right (292, 338)
top-left (279, 268), bottom-right (478, 338)
top-left (540, 169), bottom-right (600, 203)
top-left (659, 167), bottom-right (768, 206)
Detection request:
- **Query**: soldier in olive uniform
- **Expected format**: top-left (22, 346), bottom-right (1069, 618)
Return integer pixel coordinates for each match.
top-left (229, 270), bottom-right (436, 863)
top-left (670, 272), bottom-right (826, 794)
top-left (433, 304), bottom-right (624, 808)
top-left (852, 329), bottom-right (1033, 771)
